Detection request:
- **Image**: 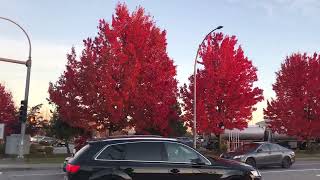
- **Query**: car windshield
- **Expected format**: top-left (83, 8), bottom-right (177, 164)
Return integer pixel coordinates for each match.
top-left (235, 143), bottom-right (260, 153)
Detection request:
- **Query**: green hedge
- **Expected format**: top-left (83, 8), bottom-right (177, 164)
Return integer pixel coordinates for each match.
top-left (29, 143), bottom-right (53, 155)
top-left (0, 143), bottom-right (4, 155)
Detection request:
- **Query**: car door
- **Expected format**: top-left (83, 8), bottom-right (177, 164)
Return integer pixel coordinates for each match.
top-left (269, 144), bottom-right (284, 165)
top-left (255, 144), bottom-right (272, 166)
top-left (164, 142), bottom-right (222, 180)
top-left (120, 141), bottom-right (170, 180)
top-left (93, 141), bottom-right (169, 180)
top-left (91, 143), bottom-right (129, 180)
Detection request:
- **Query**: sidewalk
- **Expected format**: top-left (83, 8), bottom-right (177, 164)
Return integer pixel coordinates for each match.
top-left (0, 159), bottom-right (62, 171)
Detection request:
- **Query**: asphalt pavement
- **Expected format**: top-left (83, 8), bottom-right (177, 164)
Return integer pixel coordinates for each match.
top-left (0, 160), bottom-right (320, 180)
top-left (260, 160), bottom-right (320, 180)
top-left (0, 169), bottom-right (64, 180)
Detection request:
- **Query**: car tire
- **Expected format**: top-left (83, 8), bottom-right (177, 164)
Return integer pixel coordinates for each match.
top-left (245, 158), bottom-right (256, 168)
top-left (282, 157), bottom-right (291, 168)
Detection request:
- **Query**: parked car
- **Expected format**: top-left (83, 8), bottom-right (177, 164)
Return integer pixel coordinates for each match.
top-left (64, 135), bottom-right (261, 180)
top-left (40, 136), bottom-right (57, 145)
top-left (220, 142), bottom-right (295, 168)
top-left (31, 135), bottom-right (57, 146)
top-left (176, 136), bottom-right (193, 147)
top-left (30, 135), bottom-right (45, 143)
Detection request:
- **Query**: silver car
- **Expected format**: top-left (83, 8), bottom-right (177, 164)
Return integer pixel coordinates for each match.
top-left (221, 142), bottom-right (295, 168)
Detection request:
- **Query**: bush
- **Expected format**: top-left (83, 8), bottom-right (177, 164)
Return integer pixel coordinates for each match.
top-left (220, 143), bottom-right (228, 153)
top-left (29, 143), bottom-right (53, 155)
top-left (306, 143), bottom-right (320, 154)
top-left (0, 143), bottom-right (5, 155)
top-left (30, 143), bottom-right (42, 154)
top-left (43, 146), bottom-right (53, 155)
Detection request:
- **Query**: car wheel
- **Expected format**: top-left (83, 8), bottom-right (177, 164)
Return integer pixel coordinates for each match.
top-left (245, 158), bottom-right (256, 168)
top-left (282, 157), bottom-right (291, 168)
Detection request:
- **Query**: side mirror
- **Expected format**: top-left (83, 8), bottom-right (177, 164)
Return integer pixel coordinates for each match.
top-left (191, 158), bottom-right (205, 165)
top-left (257, 149), bottom-right (262, 153)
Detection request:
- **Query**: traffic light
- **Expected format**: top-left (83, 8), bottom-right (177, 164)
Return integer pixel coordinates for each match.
top-left (19, 100), bottom-right (27, 122)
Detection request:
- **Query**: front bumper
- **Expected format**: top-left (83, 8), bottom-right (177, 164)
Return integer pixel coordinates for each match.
top-left (252, 177), bottom-right (262, 180)
top-left (290, 155), bottom-right (296, 164)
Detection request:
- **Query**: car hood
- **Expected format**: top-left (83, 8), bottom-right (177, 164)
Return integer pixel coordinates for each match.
top-left (207, 155), bottom-right (255, 172)
top-left (222, 151), bottom-right (248, 159)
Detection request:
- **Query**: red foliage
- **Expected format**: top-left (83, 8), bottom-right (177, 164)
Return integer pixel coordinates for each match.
top-left (49, 4), bottom-right (178, 136)
top-left (0, 83), bottom-right (17, 135)
top-left (180, 33), bottom-right (263, 135)
top-left (264, 53), bottom-right (320, 140)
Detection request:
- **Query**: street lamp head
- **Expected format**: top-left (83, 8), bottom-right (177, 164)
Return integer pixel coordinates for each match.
top-left (216, 26), bottom-right (223, 30)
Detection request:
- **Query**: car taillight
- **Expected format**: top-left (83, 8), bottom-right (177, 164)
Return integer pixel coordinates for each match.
top-left (66, 164), bottom-right (80, 173)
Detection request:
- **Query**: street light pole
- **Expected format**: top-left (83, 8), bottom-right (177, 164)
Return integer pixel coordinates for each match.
top-left (193, 26), bottom-right (223, 149)
top-left (0, 17), bottom-right (32, 158)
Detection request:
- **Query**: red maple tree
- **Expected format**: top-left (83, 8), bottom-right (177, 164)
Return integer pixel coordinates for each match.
top-left (0, 83), bottom-right (18, 135)
top-left (180, 33), bottom-right (263, 135)
top-left (264, 53), bottom-right (320, 140)
top-left (49, 4), bottom-right (178, 136)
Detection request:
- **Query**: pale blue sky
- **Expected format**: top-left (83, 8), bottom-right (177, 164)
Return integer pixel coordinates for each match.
top-left (1, 0), bottom-right (320, 122)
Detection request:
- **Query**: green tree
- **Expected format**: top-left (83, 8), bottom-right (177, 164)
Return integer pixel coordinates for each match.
top-left (168, 102), bottom-right (187, 137)
top-left (26, 104), bottom-right (43, 136)
top-left (48, 110), bottom-right (82, 154)
top-left (169, 120), bottom-right (187, 137)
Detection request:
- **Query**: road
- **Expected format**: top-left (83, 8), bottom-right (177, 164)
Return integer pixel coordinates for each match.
top-left (260, 160), bottom-right (320, 180)
top-left (0, 160), bottom-right (320, 180)
top-left (0, 169), bottom-right (64, 180)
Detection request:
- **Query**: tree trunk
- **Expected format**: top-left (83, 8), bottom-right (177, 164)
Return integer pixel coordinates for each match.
top-left (203, 133), bottom-right (210, 148)
top-left (216, 134), bottom-right (221, 151)
top-left (306, 139), bottom-right (312, 151)
top-left (65, 140), bottom-right (71, 154)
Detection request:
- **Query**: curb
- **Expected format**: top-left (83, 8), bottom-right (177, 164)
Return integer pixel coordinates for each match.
top-left (296, 157), bottom-right (320, 161)
top-left (0, 163), bottom-right (62, 171)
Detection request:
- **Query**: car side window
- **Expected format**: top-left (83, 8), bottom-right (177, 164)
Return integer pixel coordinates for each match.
top-left (165, 142), bottom-right (209, 164)
top-left (270, 144), bottom-right (280, 151)
top-left (96, 144), bottom-right (125, 160)
top-left (276, 144), bottom-right (287, 151)
top-left (260, 144), bottom-right (271, 152)
top-left (125, 142), bottom-right (164, 161)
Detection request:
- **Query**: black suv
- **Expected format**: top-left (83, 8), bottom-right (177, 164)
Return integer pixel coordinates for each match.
top-left (64, 136), bottom-right (261, 180)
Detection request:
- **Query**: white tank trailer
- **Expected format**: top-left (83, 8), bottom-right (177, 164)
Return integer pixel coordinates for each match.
top-left (208, 125), bottom-right (299, 149)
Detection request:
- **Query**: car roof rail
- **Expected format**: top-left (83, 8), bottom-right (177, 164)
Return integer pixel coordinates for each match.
top-left (88, 135), bottom-right (179, 143)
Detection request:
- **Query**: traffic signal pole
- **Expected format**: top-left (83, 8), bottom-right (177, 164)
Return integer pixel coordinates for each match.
top-left (19, 59), bottom-right (31, 158)
top-left (0, 57), bottom-right (31, 158)
top-left (0, 17), bottom-right (32, 159)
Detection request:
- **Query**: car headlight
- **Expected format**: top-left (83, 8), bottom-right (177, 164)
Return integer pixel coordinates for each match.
top-left (250, 170), bottom-right (261, 177)
top-left (233, 155), bottom-right (244, 159)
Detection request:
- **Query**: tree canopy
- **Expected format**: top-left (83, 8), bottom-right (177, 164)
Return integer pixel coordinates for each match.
top-left (49, 3), bottom-right (178, 136)
top-left (264, 53), bottom-right (320, 140)
top-left (181, 33), bottom-right (263, 135)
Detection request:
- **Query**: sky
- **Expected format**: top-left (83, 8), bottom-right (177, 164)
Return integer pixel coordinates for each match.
top-left (0, 0), bottom-right (320, 123)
